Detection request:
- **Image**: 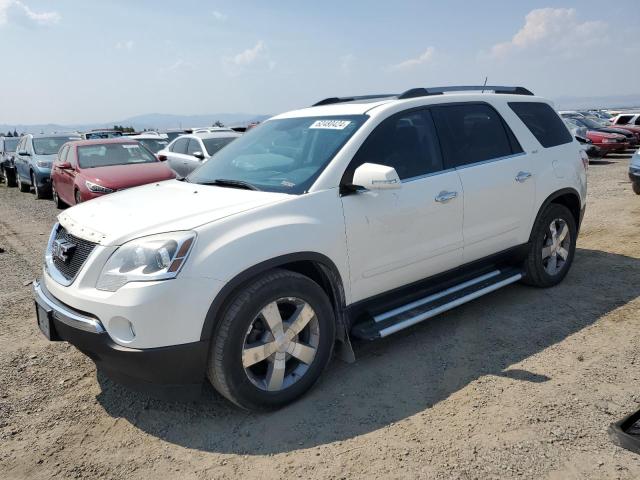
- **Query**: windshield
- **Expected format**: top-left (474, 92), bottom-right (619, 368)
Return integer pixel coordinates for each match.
top-left (136, 138), bottom-right (169, 153)
top-left (78, 143), bottom-right (158, 168)
top-left (202, 137), bottom-right (237, 156)
top-left (187, 115), bottom-right (368, 193)
top-left (4, 138), bottom-right (19, 152)
top-left (165, 132), bottom-right (183, 142)
top-left (85, 131), bottom-right (123, 140)
top-left (33, 137), bottom-right (80, 155)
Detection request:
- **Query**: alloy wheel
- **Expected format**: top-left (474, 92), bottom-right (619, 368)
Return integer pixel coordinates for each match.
top-left (242, 297), bottom-right (320, 392)
top-left (541, 218), bottom-right (571, 276)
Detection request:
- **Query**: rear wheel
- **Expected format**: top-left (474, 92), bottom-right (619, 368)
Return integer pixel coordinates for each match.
top-left (52, 183), bottom-right (66, 209)
top-left (522, 203), bottom-right (577, 287)
top-left (207, 269), bottom-right (335, 411)
top-left (633, 182), bottom-right (640, 195)
top-left (17, 172), bottom-right (29, 192)
top-left (3, 167), bottom-right (17, 187)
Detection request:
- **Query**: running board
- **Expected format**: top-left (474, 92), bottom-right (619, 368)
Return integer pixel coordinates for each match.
top-left (351, 268), bottom-right (523, 340)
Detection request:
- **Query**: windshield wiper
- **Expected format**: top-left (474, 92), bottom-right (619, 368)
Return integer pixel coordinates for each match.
top-left (196, 178), bottom-right (260, 191)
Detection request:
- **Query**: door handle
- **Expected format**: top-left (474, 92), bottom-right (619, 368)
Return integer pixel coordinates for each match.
top-left (435, 190), bottom-right (458, 203)
top-left (515, 171), bottom-right (532, 183)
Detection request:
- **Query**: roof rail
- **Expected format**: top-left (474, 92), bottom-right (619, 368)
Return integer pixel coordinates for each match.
top-left (312, 94), bottom-right (396, 107)
top-left (397, 85), bottom-right (534, 99)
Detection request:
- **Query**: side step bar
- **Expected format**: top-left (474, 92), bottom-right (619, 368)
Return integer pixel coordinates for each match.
top-left (351, 268), bottom-right (523, 340)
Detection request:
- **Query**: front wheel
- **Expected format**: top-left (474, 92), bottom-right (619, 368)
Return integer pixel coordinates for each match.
top-left (633, 182), bottom-right (640, 195)
top-left (207, 269), bottom-right (336, 411)
top-left (17, 172), bottom-right (29, 192)
top-left (522, 203), bottom-right (577, 288)
top-left (3, 167), bottom-right (17, 187)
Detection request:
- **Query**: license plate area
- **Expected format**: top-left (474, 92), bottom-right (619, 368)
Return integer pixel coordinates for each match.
top-left (35, 302), bottom-right (59, 341)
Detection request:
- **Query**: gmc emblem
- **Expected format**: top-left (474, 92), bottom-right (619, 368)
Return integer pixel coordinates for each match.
top-left (52, 240), bottom-right (76, 264)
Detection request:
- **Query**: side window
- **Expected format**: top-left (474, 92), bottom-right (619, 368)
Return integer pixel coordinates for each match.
top-left (67, 147), bottom-right (77, 167)
top-left (509, 102), bottom-right (573, 148)
top-left (171, 138), bottom-right (189, 154)
top-left (615, 115), bottom-right (633, 125)
top-left (57, 145), bottom-right (69, 164)
top-left (345, 109), bottom-right (443, 182)
top-left (635, 116), bottom-right (640, 126)
top-left (432, 103), bottom-right (516, 168)
top-left (187, 138), bottom-right (202, 155)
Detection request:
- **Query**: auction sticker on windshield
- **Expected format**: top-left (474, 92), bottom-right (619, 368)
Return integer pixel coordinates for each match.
top-left (309, 120), bottom-right (351, 130)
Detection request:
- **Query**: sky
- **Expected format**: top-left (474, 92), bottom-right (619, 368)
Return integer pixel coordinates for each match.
top-left (1, 0), bottom-right (639, 124)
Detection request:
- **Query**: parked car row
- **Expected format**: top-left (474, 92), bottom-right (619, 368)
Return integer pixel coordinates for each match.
top-left (560, 109), bottom-right (640, 158)
top-left (0, 126), bottom-right (242, 206)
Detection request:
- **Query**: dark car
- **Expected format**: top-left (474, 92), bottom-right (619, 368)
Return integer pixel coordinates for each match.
top-left (630, 150), bottom-right (640, 195)
top-left (561, 114), bottom-right (638, 148)
top-left (50, 138), bottom-right (176, 207)
top-left (0, 136), bottom-right (20, 186)
top-left (14, 133), bottom-right (81, 198)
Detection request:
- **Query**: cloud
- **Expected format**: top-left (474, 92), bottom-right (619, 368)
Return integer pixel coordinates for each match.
top-left (212, 10), bottom-right (227, 21)
top-left (490, 8), bottom-right (606, 59)
top-left (0, 0), bottom-right (60, 27)
top-left (115, 40), bottom-right (134, 51)
top-left (223, 40), bottom-right (274, 74)
top-left (390, 47), bottom-right (436, 70)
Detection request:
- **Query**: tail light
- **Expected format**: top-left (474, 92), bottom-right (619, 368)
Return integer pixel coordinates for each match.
top-left (158, 154), bottom-right (167, 161)
top-left (580, 150), bottom-right (589, 170)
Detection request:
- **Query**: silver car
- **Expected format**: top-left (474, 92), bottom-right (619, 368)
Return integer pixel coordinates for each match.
top-left (158, 131), bottom-right (241, 177)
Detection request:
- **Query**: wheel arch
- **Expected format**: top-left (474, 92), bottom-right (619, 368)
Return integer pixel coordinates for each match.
top-left (199, 252), bottom-right (353, 357)
top-left (530, 188), bottom-right (583, 241)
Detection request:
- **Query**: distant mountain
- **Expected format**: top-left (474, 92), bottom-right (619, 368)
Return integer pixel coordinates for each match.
top-left (553, 94), bottom-right (640, 111)
top-left (0, 112), bottom-right (271, 135)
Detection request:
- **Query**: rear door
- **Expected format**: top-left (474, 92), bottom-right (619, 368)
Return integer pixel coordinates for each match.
top-left (184, 138), bottom-right (205, 175)
top-left (54, 145), bottom-right (74, 204)
top-left (166, 137), bottom-right (191, 176)
top-left (341, 108), bottom-right (464, 302)
top-left (15, 137), bottom-right (28, 181)
top-left (432, 102), bottom-right (534, 263)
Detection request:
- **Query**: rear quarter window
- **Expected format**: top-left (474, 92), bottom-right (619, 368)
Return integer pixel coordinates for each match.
top-left (509, 102), bottom-right (573, 148)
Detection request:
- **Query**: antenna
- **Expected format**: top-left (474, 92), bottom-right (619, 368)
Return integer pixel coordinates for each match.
top-left (482, 76), bottom-right (488, 93)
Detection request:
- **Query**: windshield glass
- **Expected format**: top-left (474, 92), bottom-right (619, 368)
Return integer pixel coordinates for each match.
top-left (84, 131), bottom-right (123, 140)
top-left (33, 137), bottom-right (79, 155)
top-left (78, 143), bottom-right (158, 168)
top-left (188, 115), bottom-right (368, 193)
top-left (136, 138), bottom-right (169, 153)
top-left (202, 137), bottom-right (237, 155)
top-left (4, 138), bottom-right (19, 152)
top-left (165, 132), bottom-right (183, 142)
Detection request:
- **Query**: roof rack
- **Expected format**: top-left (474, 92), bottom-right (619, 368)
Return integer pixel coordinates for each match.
top-left (397, 85), bottom-right (534, 99)
top-left (312, 94), bottom-right (396, 107)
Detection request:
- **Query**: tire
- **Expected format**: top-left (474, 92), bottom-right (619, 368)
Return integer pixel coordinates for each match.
top-left (633, 182), bottom-right (640, 195)
top-left (52, 182), bottom-right (66, 209)
top-left (522, 203), bottom-right (577, 288)
top-left (17, 172), bottom-right (29, 192)
top-left (74, 190), bottom-right (82, 205)
top-left (32, 172), bottom-right (47, 199)
top-left (4, 167), bottom-right (17, 188)
top-left (207, 269), bottom-right (336, 411)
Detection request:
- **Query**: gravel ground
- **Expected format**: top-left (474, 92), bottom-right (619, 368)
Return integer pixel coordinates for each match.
top-left (1, 153), bottom-right (639, 480)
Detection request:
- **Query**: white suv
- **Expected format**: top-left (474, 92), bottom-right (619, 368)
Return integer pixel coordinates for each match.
top-left (34, 86), bottom-right (587, 410)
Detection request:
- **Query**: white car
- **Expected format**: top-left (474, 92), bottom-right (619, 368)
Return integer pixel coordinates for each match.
top-left (157, 131), bottom-right (241, 177)
top-left (34, 85), bottom-right (587, 410)
top-left (610, 112), bottom-right (640, 127)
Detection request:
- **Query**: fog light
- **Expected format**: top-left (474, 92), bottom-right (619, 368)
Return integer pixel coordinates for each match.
top-left (109, 316), bottom-right (136, 342)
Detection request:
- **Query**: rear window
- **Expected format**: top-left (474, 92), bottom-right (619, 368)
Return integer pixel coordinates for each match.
top-left (3, 138), bottom-right (19, 152)
top-left (509, 102), bottom-right (573, 148)
top-left (615, 115), bottom-right (633, 125)
top-left (77, 143), bottom-right (157, 168)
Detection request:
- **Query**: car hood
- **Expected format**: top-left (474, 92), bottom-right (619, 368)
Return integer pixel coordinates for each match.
top-left (57, 180), bottom-right (290, 246)
top-left (596, 127), bottom-right (633, 137)
top-left (81, 162), bottom-right (175, 190)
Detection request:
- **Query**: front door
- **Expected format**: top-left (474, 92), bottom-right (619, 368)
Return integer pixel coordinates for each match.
top-left (340, 108), bottom-right (464, 303)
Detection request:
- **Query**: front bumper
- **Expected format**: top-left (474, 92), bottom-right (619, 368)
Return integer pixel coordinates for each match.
top-left (33, 279), bottom-right (208, 399)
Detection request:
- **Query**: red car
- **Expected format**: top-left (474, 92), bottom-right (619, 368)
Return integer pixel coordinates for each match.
top-left (51, 138), bottom-right (176, 207)
top-left (584, 130), bottom-right (629, 155)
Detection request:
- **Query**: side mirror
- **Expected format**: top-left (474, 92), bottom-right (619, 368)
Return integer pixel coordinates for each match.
top-left (157, 154), bottom-right (167, 161)
top-left (352, 163), bottom-right (401, 191)
top-left (58, 161), bottom-right (72, 169)
top-left (19, 150), bottom-right (30, 156)
top-left (192, 151), bottom-right (205, 160)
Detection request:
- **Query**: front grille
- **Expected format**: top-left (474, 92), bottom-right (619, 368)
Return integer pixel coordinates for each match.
top-left (51, 226), bottom-right (97, 281)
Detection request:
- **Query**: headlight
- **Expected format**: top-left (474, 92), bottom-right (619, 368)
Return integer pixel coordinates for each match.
top-left (36, 160), bottom-right (52, 168)
top-left (85, 180), bottom-right (114, 193)
top-left (96, 231), bottom-right (196, 292)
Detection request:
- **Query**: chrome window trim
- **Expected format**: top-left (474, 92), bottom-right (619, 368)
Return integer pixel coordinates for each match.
top-left (33, 279), bottom-right (105, 334)
top-left (454, 151), bottom-right (527, 171)
top-left (401, 167), bottom-right (456, 183)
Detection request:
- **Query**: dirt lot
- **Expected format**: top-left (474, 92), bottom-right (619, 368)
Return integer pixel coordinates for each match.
top-left (1, 153), bottom-right (639, 480)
